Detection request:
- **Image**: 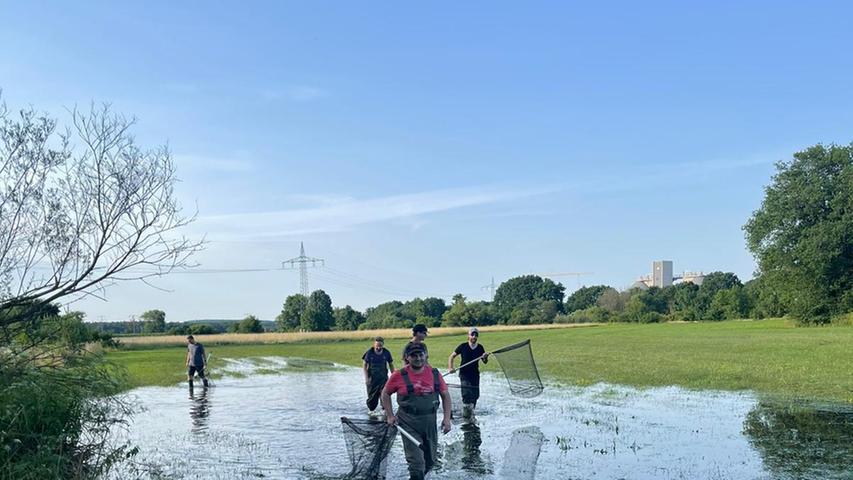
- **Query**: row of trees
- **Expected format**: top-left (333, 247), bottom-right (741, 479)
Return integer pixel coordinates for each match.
top-left (272, 270), bottom-right (778, 331)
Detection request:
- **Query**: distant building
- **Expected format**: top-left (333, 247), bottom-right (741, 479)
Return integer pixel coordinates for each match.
top-left (679, 271), bottom-right (705, 286)
top-left (653, 260), bottom-right (673, 288)
top-left (634, 261), bottom-right (705, 288)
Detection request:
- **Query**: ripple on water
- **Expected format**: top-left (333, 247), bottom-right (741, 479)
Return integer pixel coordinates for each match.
top-left (109, 357), bottom-right (853, 479)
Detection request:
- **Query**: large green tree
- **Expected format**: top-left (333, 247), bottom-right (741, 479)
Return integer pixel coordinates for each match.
top-left (140, 309), bottom-right (166, 333)
top-left (333, 306), bottom-right (365, 331)
top-left (565, 285), bottom-right (610, 313)
top-left (276, 294), bottom-right (307, 331)
top-left (493, 275), bottom-right (565, 319)
top-left (301, 289), bottom-right (334, 331)
top-left (744, 144), bottom-right (853, 324)
top-left (234, 315), bottom-right (264, 333)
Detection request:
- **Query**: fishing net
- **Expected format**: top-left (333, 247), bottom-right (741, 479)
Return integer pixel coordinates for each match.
top-left (443, 383), bottom-right (465, 420)
top-left (339, 417), bottom-right (396, 479)
top-left (490, 339), bottom-right (543, 398)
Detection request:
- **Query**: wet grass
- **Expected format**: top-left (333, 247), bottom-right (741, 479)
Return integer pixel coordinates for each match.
top-left (107, 318), bottom-right (853, 403)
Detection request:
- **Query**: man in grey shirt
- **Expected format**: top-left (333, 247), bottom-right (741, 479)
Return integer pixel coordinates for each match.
top-left (185, 335), bottom-right (209, 388)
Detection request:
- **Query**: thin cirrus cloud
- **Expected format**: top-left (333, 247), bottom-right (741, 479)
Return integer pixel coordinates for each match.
top-left (193, 185), bottom-right (555, 241)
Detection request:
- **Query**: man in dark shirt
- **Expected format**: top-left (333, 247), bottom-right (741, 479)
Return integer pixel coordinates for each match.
top-left (448, 327), bottom-right (489, 418)
top-left (401, 324), bottom-right (429, 365)
top-left (362, 336), bottom-right (395, 415)
top-left (185, 335), bottom-right (208, 388)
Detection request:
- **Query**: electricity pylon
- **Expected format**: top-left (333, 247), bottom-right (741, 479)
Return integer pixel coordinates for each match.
top-left (282, 242), bottom-right (324, 296)
top-left (481, 276), bottom-right (496, 301)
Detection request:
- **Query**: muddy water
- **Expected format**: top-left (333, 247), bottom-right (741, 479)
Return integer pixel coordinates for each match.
top-left (110, 357), bottom-right (852, 479)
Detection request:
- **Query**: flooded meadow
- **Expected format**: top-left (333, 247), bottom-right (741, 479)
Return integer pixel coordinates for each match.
top-left (111, 357), bottom-right (852, 479)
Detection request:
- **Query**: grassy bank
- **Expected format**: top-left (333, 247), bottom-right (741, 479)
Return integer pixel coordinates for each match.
top-left (107, 319), bottom-right (853, 403)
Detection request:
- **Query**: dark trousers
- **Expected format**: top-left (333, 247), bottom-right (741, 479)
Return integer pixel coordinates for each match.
top-left (460, 373), bottom-right (480, 406)
top-left (366, 377), bottom-right (387, 411)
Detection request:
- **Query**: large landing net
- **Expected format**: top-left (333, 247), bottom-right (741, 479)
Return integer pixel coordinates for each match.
top-left (339, 417), bottom-right (396, 479)
top-left (490, 339), bottom-right (543, 398)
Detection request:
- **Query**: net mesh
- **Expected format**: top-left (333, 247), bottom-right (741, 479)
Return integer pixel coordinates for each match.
top-left (490, 339), bottom-right (543, 398)
top-left (443, 383), bottom-right (464, 420)
top-left (339, 417), bottom-right (396, 479)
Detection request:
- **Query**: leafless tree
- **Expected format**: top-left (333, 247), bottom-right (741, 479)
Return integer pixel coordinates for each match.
top-left (0, 98), bottom-right (203, 326)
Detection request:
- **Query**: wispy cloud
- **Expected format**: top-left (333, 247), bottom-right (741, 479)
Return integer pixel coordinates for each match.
top-left (194, 185), bottom-right (553, 240)
top-left (260, 85), bottom-right (328, 102)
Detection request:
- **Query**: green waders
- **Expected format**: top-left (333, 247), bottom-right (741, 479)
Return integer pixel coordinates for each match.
top-left (366, 359), bottom-right (388, 411)
top-left (396, 368), bottom-right (441, 480)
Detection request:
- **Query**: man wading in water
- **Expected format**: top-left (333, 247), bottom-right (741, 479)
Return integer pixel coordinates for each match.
top-left (381, 343), bottom-right (452, 480)
top-left (185, 335), bottom-right (209, 389)
top-left (448, 327), bottom-right (489, 419)
top-left (401, 323), bottom-right (429, 365)
top-left (362, 336), bottom-right (395, 416)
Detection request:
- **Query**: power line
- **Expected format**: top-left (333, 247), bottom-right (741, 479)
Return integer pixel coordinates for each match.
top-left (282, 242), bottom-right (324, 296)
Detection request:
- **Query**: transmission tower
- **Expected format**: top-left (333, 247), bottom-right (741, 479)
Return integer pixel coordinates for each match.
top-left (481, 276), bottom-right (496, 301)
top-left (282, 242), bottom-right (324, 296)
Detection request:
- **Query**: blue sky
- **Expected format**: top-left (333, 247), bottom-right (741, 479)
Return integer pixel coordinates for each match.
top-left (2, 2), bottom-right (852, 322)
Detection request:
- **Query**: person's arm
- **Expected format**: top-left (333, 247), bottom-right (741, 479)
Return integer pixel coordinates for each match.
top-left (185, 349), bottom-right (191, 367)
top-left (481, 346), bottom-right (489, 364)
top-left (439, 389), bottom-right (452, 434)
top-left (387, 360), bottom-right (395, 374)
top-left (201, 346), bottom-right (207, 367)
top-left (363, 361), bottom-right (370, 384)
top-left (447, 351), bottom-right (459, 372)
top-left (380, 387), bottom-right (396, 426)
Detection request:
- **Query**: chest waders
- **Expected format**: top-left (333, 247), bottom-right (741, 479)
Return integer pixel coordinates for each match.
top-left (366, 352), bottom-right (389, 411)
top-left (397, 367), bottom-right (441, 480)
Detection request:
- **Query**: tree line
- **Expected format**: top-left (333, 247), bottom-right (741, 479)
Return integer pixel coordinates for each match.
top-left (265, 270), bottom-right (784, 332)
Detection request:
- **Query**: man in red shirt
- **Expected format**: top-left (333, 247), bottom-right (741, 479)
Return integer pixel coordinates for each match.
top-left (381, 343), bottom-right (452, 480)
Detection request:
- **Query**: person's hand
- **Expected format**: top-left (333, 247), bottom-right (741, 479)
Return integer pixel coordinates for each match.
top-left (482, 353), bottom-right (490, 361)
top-left (441, 418), bottom-right (452, 434)
top-left (447, 368), bottom-right (456, 375)
top-left (386, 413), bottom-right (397, 426)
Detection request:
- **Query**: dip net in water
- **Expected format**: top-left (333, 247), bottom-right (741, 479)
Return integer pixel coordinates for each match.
top-left (442, 383), bottom-right (465, 420)
top-left (339, 417), bottom-right (396, 479)
top-left (490, 339), bottom-right (543, 398)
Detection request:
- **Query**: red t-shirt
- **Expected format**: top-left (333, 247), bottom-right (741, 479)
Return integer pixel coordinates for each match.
top-left (384, 365), bottom-right (448, 396)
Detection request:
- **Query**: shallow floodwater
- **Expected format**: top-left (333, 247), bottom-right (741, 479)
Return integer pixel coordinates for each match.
top-left (110, 357), bottom-right (852, 479)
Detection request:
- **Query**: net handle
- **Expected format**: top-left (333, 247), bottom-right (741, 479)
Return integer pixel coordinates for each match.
top-left (397, 424), bottom-right (422, 448)
top-left (443, 353), bottom-right (486, 376)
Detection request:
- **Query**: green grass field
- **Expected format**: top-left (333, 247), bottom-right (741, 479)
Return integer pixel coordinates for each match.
top-left (108, 318), bottom-right (853, 403)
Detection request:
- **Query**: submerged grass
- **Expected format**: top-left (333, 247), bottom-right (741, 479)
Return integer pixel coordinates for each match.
top-left (108, 319), bottom-right (853, 403)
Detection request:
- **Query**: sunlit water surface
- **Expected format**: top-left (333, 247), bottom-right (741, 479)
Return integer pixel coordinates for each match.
top-left (109, 357), bottom-right (852, 479)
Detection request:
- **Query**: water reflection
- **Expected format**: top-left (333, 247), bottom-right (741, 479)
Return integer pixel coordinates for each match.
top-left (188, 386), bottom-right (211, 433)
top-left (111, 359), bottom-right (853, 479)
top-left (500, 426), bottom-right (543, 480)
top-left (460, 423), bottom-right (491, 474)
top-left (744, 400), bottom-right (853, 480)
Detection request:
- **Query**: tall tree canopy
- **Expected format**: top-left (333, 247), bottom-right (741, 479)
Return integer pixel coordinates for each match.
top-left (744, 144), bottom-right (853, 324)
top-left (493, 275), bottom-right (565, 318)
top-left (276, 294), bottom-right (307, 331)
top-left (565, 285), bottom-right (610, 313)
top-left (301, 289), bottom-right (334, 331)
